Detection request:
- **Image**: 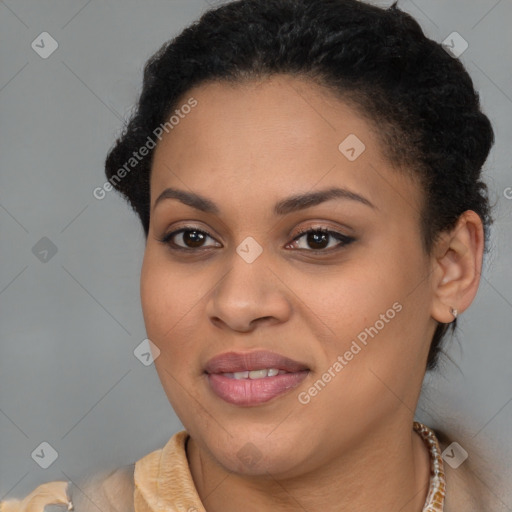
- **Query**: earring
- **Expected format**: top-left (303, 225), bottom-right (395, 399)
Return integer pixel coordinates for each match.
top-left (450, 307), bottom-right (458, 320)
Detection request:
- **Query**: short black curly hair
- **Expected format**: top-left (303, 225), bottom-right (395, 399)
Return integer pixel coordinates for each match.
top-left (104, 0), bottom-right (494, 371)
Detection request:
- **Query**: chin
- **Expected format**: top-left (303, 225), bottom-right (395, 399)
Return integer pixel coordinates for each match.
top-left (197, 425), bottom-right (313, 478)
top-left (217, 445), bottom-right (304, 477)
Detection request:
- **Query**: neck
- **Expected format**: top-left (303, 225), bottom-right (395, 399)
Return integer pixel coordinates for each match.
top-left (187, 417), bottom-right (432, 512)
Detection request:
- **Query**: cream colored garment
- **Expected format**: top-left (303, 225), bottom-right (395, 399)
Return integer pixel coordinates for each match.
top-left (0, 431), bottom-right (204, 512)
top-left (134, 431), bottom-right (206, 512)
top-left (0, 481), bottom-right (73, 512)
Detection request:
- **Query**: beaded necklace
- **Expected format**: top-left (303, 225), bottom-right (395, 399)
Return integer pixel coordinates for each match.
top-left (413, 421), bottom-right (446, 511)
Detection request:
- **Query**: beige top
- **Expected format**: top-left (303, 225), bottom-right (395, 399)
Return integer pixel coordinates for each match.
top-left (0, 423), bottom-right (445, 512)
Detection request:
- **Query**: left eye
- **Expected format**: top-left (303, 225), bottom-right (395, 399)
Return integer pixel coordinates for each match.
top-left (286, 228), bottom-right (355, 251)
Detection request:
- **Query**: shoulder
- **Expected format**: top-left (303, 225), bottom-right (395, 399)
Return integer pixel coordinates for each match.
top-left (74, 463), bottom-right (136, 512)
top-left (0, 432), bottom-right (187, 512)
top-left (0, 481), bottom-right (72, 512)
top-left (435, 428), bottom-right (508, 512)
top-left (0, 464), bottom-right (135, 512)
top-left (442, 456), bottom-right (483, 511)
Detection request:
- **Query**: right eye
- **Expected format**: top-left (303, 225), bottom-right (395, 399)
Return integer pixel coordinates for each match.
top-left (158, 226), bottom-right (222, 251)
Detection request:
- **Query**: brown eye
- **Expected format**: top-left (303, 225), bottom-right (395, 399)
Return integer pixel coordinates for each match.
top-left (159, 227), bottom-right (221, 250)
top-left (287, 228), bottom-right (355, 252)
top-left (180, 230), bottom-right (207, 248)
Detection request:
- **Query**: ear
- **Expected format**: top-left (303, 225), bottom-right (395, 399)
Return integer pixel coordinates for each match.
top-left (430, 210), bottom-right (485, 324)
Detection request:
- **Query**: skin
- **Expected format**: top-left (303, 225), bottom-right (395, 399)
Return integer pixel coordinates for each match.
top-left (140, 75), bottom-right (484, 511)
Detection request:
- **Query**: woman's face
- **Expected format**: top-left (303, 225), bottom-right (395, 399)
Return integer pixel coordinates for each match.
top-left (140, 75), bottom-right (437, 477)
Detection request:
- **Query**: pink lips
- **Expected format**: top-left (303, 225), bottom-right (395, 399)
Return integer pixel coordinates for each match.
top-left (204, 350), bottom-right (309, 406)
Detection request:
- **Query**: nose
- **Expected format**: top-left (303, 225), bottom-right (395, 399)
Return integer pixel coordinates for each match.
top-left (205, 250), bottom-right (292, 333)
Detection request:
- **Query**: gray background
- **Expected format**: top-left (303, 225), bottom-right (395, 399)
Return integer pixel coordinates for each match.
top-left (1, 0), bottom-right (511, 506)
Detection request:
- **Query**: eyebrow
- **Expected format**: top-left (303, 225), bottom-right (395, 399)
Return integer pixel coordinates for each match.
top-left (152, 186), bottom-right (375, 215)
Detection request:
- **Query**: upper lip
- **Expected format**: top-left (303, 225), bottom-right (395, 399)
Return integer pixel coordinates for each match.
top-left (204, 350), bottom-right (309, 374)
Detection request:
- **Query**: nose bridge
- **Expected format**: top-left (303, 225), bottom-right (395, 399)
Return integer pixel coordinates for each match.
top-left (206, 238), bottom-right (291, 330)
top-left (215, 240), bottom-right (269, 307)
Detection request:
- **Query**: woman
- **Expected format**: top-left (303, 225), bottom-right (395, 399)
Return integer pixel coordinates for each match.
top-left (1, 0), bottom-right (499, 510)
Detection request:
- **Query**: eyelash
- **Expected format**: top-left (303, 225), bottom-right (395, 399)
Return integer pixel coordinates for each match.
top-left (158, 225), bottom-right (355, 254)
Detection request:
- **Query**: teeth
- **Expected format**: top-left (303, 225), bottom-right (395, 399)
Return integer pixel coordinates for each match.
top-left (249, 369), bottom-right (268, 379)
top-left (223, 368), bottom-right (283, 379)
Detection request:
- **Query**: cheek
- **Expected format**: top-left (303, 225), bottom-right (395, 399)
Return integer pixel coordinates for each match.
top-left (140, 250), bottom-right (208, 415)
top-left (289, 255), bottom-right (406, 343)
top-left (140, 249), bottom-right (204, 362)
top-left (291, 244), bottom-right (428, 397)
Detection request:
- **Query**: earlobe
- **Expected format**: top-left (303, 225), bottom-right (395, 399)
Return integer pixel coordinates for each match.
top-left (430, 211), bottom-right (484, 324)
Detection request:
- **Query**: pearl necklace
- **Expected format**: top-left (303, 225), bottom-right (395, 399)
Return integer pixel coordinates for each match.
top-left (413, 421), bottom-right (446, 511)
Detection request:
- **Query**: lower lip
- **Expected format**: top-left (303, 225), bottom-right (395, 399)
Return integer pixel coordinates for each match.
top-left (207, 371), bottom-right (309, 406)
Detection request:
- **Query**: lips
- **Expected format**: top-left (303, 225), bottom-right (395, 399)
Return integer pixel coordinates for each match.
top-left (204, 350), bottom-right (310, 406)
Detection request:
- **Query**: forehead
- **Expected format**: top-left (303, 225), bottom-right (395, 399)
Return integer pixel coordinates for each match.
top-left (150, 75), bottom-right (423, 220)
top-left (153, 75), bottom-right (374, 168)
